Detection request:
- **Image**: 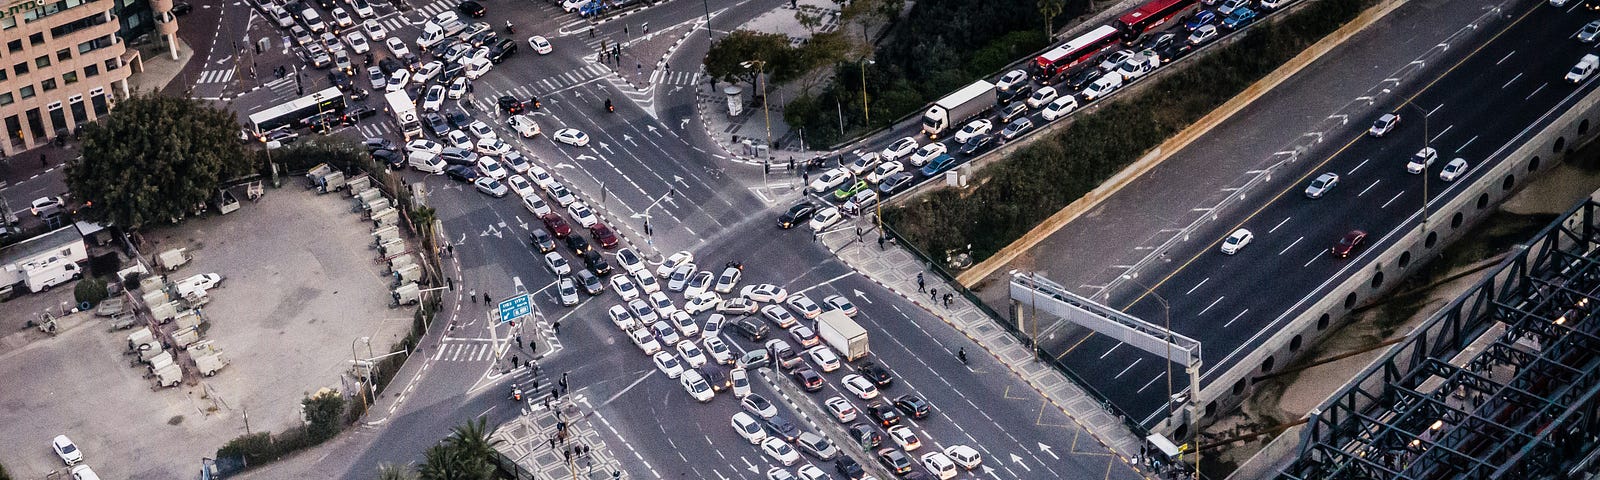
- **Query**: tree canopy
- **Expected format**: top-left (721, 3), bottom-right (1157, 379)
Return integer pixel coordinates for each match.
top-left (66, 94), bottom-right (250, 229)
top-left (703, 30), bottom-right (805, 84)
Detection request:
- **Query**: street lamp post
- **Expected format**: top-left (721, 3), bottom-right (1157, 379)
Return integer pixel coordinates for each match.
top-left (1123, 274), bottom-right (1198, 477)
top-left (1401, 101), bottom-right (1431, 232)
top-left (350, 336), bottom-right (374, 414)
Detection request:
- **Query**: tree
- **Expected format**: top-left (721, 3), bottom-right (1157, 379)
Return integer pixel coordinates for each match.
top-left (446, 417), bottom-right (503, 466)
top-left (302, 390), bottom-right (347, 443)
top-left (66, 94), bottom-right (250, 229)
top-left (376, 463), bottom-right (417, 480)
top-left (1038, 0), bottom-right (1066, 39)
top-left (703, 30), bottom-right (799, 84)
top-left (417, 442), bottom-right (490, 480)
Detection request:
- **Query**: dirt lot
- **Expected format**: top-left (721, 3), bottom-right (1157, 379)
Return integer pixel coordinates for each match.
top-left (0, 186), bottom-right (412, 479)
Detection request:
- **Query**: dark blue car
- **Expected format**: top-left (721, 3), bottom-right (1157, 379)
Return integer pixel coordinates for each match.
top-left (920, 154), bottom-right (958, 176)
top-left (1221, 7), bottom-right (1257, 30)
top-left (1184, 10), bottom-right (1217, 31)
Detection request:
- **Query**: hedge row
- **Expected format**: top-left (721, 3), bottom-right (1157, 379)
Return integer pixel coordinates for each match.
top-left (885, 0), bottom-right (1378, 262)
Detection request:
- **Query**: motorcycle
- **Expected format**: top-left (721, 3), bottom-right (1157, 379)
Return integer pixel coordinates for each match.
top-left (605, 98), bottom-right (614, 113)
top-left (511, 386), bottom-right (523, 401)
top-left (505, 21), bottom-right (515, 34)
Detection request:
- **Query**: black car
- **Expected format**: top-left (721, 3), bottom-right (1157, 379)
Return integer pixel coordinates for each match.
top-left (761, 415), bottom-right (799, 443)
top-left (734, 318), bottom-right (769, 342)
top-left (847, 423), bottom-right (882, 449)
top-left (446, 111), bottom-right (472, 130)
top-left (878, 172), bottom-right (914, 194)
top-left (378, 57), bottom-right (404, 75)
top-left (469, 30), bottom-right (499, 48)
top-left (1065, 68), bottom-right (1099, 92)
top-left (876, 448), bottom-right (913, 476)
top-left (893, 394), bottom-right (932, 419)
top-left (1157, 41), bottom-right (1194, 62)
top-left (402, 53), bottom-right (422, 70)
top-left (997, 83), bottom-right (1034, 105)
top-left (444, 165), bottom-right (478, 182)
top-left (531, 229), bottom-right (556, 253)
top-left (364, 137), bottom-right (398, 151)
top-left (327, 70), bottom-right (353, 91)
top-left (346, 88), bottom-right (371, 102)
top-left (791, 368), bottom-right (825, 392)
top-left (171, 1), bottom-right (192, 15)
top-left (777, 201), bottom-right (817, 229)
top-left (439, 147), bottom-right (478, 166)
top-left (835, 457), bottom-right (866, 480)
top-left (858, 362), bottom-right (894, 387)
top-left (700, 365), bottom-right (730, 391)
top-left (344, 104), bottom-right (377, 120)
top-left (488, 39), bottom-right (518, 64)
top-left (576, 269), bottom-right (604, 295)
top-left (1141, 31), bottom-right (1179, 53)
top-left (582, 249), bottom-right (612, 276)
top-left (998, 102), bottom-right (1029, 123)
top-left (498, 95), bottom-right (525, 114)
top-left (457, 0), bottom-right (485, 16)
top-left (372, 149), bottom-right (403, 169)
top-left (865, 402), bottom-right (901, 427)
top-left (566, 234), bottom-right (590, 256)
top-left (424, 113), bottom-right (449, 137)
top-left (958, 134), bottom-right (995, 156)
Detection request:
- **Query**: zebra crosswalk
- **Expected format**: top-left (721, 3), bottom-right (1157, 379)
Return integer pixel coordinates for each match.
top-left (432, 338), bottom-right (499, 362)
top-left (197, 68), bottom-right (236, 84)
top-left (649, 69), bottom-right (699, 87)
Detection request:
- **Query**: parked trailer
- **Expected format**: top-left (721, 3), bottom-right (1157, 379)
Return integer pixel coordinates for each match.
top-left (192, 349), bottom-right (229, 376)
top-left (156, 248), bottom-right (190, 271)
top-left (393, 263), bottom-right (422, 285)
top-left (127, 328), bottom-right (155, 351)
top-left (215, 188), bottom-right (241, 215)
top-left (379, 238), bottom-right (408, 257)
top-left (392, 282), bottom-right (421, 306)
top-left (816, 310), bottom-right (869, 361)
top-left (372, 225), bottom-right (401, 245)
top-left (138, 275), bottom-right (166, 294)
top-left (173, 310), bottom-right (204, 330)
top-left (372, 208), bottom-right (400, 227)
top-left (346, 173), bottom-right (372, 194)
top-left (147, 350), bottom-right (175, 370)
top-left (388, 254), bottom-right (415, 273)
top-left (153, 363), bottom-right (183, 387)
top-left (356, 187), bottom-right (384, 205)
top-left (172, 325), bottom-right (202, 348)
top-left (141, 288), bottom-right (169, 307)
top-left (138, 343), bottom-right (167, 362)
top-left (363, 197), bottom-right (393, 215)
top-left (95, 297), bottom-right (126, 317)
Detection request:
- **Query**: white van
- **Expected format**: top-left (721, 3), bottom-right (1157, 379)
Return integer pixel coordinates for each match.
top-left (1116, 52), bottom-right (1160, 82)
top-left (417, 23), bottom-right (448, 50)
top-left (1082, 73), bottom-right (1123, 101)
top-left (409, 151), bottom-right (445, 174)
top-left (1260, 0), bottom-right (1296, 9)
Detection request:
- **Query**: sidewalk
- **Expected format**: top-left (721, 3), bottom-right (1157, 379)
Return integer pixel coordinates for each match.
top-left (493, 393), bottom-right (626, 480)
top-left (817, 227), bottom-right (1150, 471)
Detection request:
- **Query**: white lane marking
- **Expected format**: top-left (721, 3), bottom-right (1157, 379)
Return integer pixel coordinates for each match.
top-left (1113, 358), bottom-right (1142, 379)
top-left (1426, 103), bottom-right (1442, 117)
top-left (1496, 50), bottom-right (1514, 65)
top-left (1431, 124), bottom-right (1453, 143)
top-left (1348, 158), bottom-right (1369, 175)
top-left (1136, 373), bottom-right (1165, 393)
top-left (1223, 309), bottom-right (1249, 329)
top-left (1527, 83), bottom-right (1546, 100)
top-left (1358, 179), bottom-right (1381, 197)
top-left (1503, 72), bottom-right (1522, 89)
top-left (1185, 278), bottom-right (1209, 295)
top-left (1268, 216), bottom-right (1292, 234)
top-left (1381, 190), bottom-right (1405, 209)
top-left (1198, 296), bottom-right (1224, 316)
top-left (1457, 135), bottom-right (1478, 153)
top-left (1303, 249), bottom-right (1327, 268)
top-left (1099, 343), bottom-right (1120, 359)
top-left (1279, 236), bottom-right (1303, 256)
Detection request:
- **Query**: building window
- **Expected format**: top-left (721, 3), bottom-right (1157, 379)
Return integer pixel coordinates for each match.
top-left (83, 64), bottom-right (96, 77)
top-left (62, 71), bottom-right (76, 84)
top-left (103, 58), bottom-right (117, 71)
top-left (29, 33), bottom-right (43, 46)
top-left (1, 17), bottom-right (16, 30)
top-left (78, 35), bottom-right (112, 54)
top-left (56, 48), bottom-right (70, 62)
top-left (6, 115), bottom-right (23, 150)
top-left (40, 78), bottom-right (55, 91)
top-left (90, 87), bottom-right (106, 115)
top-left (47, 101), bottom-right (65, 134)
top-left (0, 93), bottom-right (13, 106)
top-left (6, 40), bottom-right (19, 53)
top-left (0, 69), bottom-right (8, 82)
top-left (19, 85), bottom-right (34, 99)
top-left (69, 94), bottom-right (85, 124)
top-left (34, 56), bottom-right (49, 68)
top-left (12, 62), bottom-right (26, 75)
top-left (25, 108), bottom-right (44, 139)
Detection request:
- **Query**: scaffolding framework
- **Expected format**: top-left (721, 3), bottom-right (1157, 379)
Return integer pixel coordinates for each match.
top-left (1280, 199), bottom-right (1600, 479)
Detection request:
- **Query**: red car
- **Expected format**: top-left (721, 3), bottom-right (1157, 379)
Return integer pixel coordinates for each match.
top-left (1332, 230), bottom-right (1366, 258)
top-left (541, 213), bottom-right (572, 238)
top-left (590, 223), bottom-right (619, 249)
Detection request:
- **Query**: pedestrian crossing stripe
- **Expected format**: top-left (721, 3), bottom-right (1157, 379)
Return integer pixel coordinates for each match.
top-left (197, 69), bottom-right (235, 84)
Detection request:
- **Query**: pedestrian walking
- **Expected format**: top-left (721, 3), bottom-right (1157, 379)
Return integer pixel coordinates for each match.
top-left (446, 277), bottom-right (454, 289)
top-left (512, 355), bottom-right (519, 367)
top-left (564, 449), bottom-right (571, 462)
top-left (878, 235), bottom-right (886, 250)
top-left (930, 288), bottom-right (937, 301)
top-left (466, 82), bottom-right (474, 93)
top-left (624, 25), bottom-right (628, 35)
top-left (470, 289), bottom-right (477, 303)
top-left (637, 62), bottom-right (642, 75)
top-left (483, 292), bottom-right (491, 303)
top-left (39, 153), bottom-right (47, 167)
top-left (553, 320), bottom-right (562, 334)
top-left (590, 26), bottom-right (596, 37)
top-left (447, 244), bottom-right (454, 256)
top-left (550, 438), bottom-right (558, 449)
top-left (917, 272), bottom-right (926, 292)
top-left (788, 158), bottom-right (795, 171)
top-left (561, 371), bottom-right (569, 386)
top-left (516, 334), bottom-right (524, 348)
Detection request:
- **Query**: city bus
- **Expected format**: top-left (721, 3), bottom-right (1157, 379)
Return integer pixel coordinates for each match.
top-left (244, 87), bottom-right (347, 139)
top-left (1113, 0), bottom-right (1198, 42)
top-left (1031, 25), bottom-right (1121, 81)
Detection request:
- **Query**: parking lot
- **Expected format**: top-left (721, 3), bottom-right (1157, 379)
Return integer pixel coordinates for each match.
top-left (0, 186), bottom-right (411, 479)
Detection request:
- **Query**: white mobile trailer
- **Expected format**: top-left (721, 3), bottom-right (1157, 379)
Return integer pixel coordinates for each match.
top-left (815, 310), bottom-right (869, 361)
top-left (921, 80), bottom-right (997, 139)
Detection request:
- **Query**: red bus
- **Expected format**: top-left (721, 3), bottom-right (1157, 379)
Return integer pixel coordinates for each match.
top-left (1113, 0), bottom-right (1198, 42)
top-left (1031, 25), bottom-right (1121, 80)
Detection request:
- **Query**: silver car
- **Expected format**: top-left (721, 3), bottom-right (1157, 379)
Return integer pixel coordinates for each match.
top-left (557, 277), bottom-right (580, 306)
top-left (1581, 20), bottom-right (1600, 43)
top-left (1304, 172), bottom-right (1339, 199)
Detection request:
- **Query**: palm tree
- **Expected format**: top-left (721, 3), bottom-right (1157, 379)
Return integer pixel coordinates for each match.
top-left (447, 417), bottom-right (504, 463)
top-left (376, 463), bottom-right (417, 480)
top-left (1038, 0), bottom-right (1067, 39)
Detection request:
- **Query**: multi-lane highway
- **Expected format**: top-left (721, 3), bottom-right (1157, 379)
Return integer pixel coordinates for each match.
top-left (1033, 0), bottom-right (1600, 424)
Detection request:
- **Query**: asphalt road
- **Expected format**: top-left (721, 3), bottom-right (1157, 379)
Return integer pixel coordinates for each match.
top-left (1037, 0), bottom-right (1600, 425)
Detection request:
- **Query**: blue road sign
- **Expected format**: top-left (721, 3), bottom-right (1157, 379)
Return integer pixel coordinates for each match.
top-left (497, 294), bottom-right (531, 325)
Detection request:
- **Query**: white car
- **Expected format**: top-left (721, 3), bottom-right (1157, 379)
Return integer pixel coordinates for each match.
top-left (653, 350), bottom-right (685, 378)
top-left (528, 165), bottom-right (558, 191)
top-left (1026, 86), bottom-right (1059, 109)
top-left (320, 32), bottom-right (343, 53)
top-left (761, 437), bottom-right (801, 466)
top-left (786, 295), bottom-right (822, 319)
top-left (330, 7), bottom-right (355, 28)
top-left (506, 174), bottom-right (538, 198)
top-left (719, 297), bottom-right (759, 315)
top-left (671, 310), bottom-right (701, 338)
top-left (704, 336), bottom-right (735, 365)
top-left (362, 19), bottom-right (386, 40)
top-left (528, 35), bottom-right (553, 54)
top-left (824, 396), bottom-right (858, 423)
top-left (414, 61), bottom-right (444, 84)
top-left (608, 305), bottom-right (638, 330)
top-left (888, 425), bottom-right (922, 451)
top-left (554, 128), bottom-right (590, 147)
top-left (657, 251), bottom-right (694, 278)
top-left (1041, 95), bottom-right (1079, 121)
top-left (385, 37), bottom-right (410, 57)
top-left (508, 114), bottom-right (541, 137)
top-left (52, 435), bottom-right (83, 465)
top-left (406, 139), bottom-right (442, 156)
top-left (1188, 24), bottom-right (1219, 45)
top-left (616, 248), bottom-right (647, 276)
top-left (880, 137), bottom-right (919, 161)
top-left (352, 0), bottom-right (375, 18)
top-left (366, 66), bottom-right (386, 90)
top-left (731, 367), bottom-right (752, 397)
top-left (761, 304), bottom-right (797, 328)
top-left (503, 151), bottom-right (531, 174)
top-left (684, 271), bottom-right (715, 299)
top-left (806, 345), bottom-right (840, 372)
top-left (1368, 113), bottom-right (1399, 137)
top-left (796, 464), bottom-right (828, 480)
top-left (703, 314), bottom-right (726, 339)
top-left (952, 119), bottom-right (992, 143)
top-left (1406, 147), bottom-right (1438, 174)
top-left (847, 151), bottom-right (882, 176)
top-left (866, 160), bottom-right (904, 184)
top-left (742, 283), bottom-right (789, 303)
top-left (421, 85), bottom-right (446, 112)
top-left (465, 58), bottom-right (492, 79)
top-left (1440, 157), bottom-right (1470, 182)
top-left (808, 168), bottom-right (851, 193)
top-left (732, 412), bottom-right (768, 444)
top-left (1220, 228), bottom-right (1253, 255)
top-left (270, 5), bottom-right (294, 27)
top-left (841, 374), bottom-right (879, 400)
top-left (547, 183), bottom-right (578, 207)
top-left (1581, 20), bottom-right (1600, 43)
top-left (944, 444), bottom-right (983, 470)
top-left (634, 270), bottom-right (662, 294)
top-left (446, 77), bottom-right (468, 99)
top-left (907, 142), bottom-right (947, 167)
top-left (1304, 172), bottom-right (1339, 199)
top-left (676, 339), bottom-right (708, 368)
top-left (432, 10), bottom-right (460, 25)
top-left (473, 177), bottom-right (508, 197)
top-left (714, 265), bottom-right (742, 294)
top-left (789, 324), bottom-right (819, 347)
top-left (809, 207), bottom-right (842, 231)
top-left (629, 298), bottom-right (660, 324)
top-left (567, 201), bottom-right (599, 228)
top-left (442, 129), bottom-right (472, 151)
top-left (467, 120), bottom-right (496, 140)
top-left (345, 31), bottom-right (370, 54)
top-left (521, 193), bottom-right (552, 216)
top-left (994, 69), bottom-right (1029, 92)
top-left (920, 451), bottom-right (958, 479)
top-left (649, 291), bottom-right (679, 318)
top-left (630, 327), bottom-right (662, 354)
top-left (69, 465), bottom-right (100, 480)
top-left (543, 251), bottom-right (570, 275)
top-left (30, 196), bottom-right (64, 216)
top-left (610, 274), bottom-right (641, 301)
top-left (823, 294), bottom-right (858, 316)
top-left (384, 68), bottom-right (411, 92)
top-left (1217, 0), bottom-right (1247, 14)
top-left (475, 157), bottom-right (508, 179)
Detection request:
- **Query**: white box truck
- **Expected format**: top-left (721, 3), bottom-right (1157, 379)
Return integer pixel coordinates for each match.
top-left (816, 310), bottom-right (869, 361)
top-left (921, 80), bottom-right (996, 140)
top-left (385, 90), bottom-right (423, 139)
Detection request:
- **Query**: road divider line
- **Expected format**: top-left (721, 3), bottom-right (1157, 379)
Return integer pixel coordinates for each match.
top-left (1381, 190), bottom-right (1405, 209)
top-left (1358, 179), bottom-right (1382, 197)
top-left (1279, 236), bottom-right (1303, 255)
top-left (1198, 296), bottom-right (1225, 317)
top-left (1185, 278), bottom-right (1209, 295)
top-left (1269, 216), bottom-right (1292, 234)
top-left (1223, 309), bottom-right (1250, 329)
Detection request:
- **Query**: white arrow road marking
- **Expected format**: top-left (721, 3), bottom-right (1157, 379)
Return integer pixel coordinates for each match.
top-left (854, 289), bottom-right (872, 303)
top-left (646, 124), bottom-right (661, 136)
top-left (680, 118), bottom-right (690, 129)
top-left (621, 134), bottom-right (638, 146)
top-left (1038, 443), bottom-right (1059, 460)
top-left (553, 163), bottom-right (575, 169)
top-left (1010, 453), bottom-right (1032, 472)
top-left (672, 175), bottom-right (688, 187)
top-left (575, 155), bottom-right (598, 162)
